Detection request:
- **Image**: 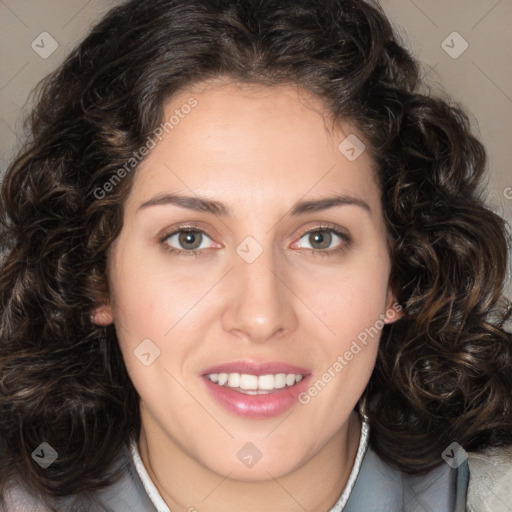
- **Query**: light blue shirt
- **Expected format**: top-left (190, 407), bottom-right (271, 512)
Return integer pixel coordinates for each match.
top-left (1, 419), bottom-right (468, 511)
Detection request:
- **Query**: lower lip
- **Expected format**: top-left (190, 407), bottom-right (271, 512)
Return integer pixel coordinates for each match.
top-left (203, 376), bottom-right (311, 419)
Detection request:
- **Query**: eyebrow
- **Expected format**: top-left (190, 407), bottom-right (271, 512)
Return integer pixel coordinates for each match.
top-left (137, 193), bottom-right (371, 216)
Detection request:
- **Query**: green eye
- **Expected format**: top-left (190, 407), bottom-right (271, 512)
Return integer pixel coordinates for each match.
top-left (160, 229), bottom-right (215, 255)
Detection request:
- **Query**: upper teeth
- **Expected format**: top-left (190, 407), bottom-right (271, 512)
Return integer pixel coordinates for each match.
top-left (207, 372), bottom-right (303, 391)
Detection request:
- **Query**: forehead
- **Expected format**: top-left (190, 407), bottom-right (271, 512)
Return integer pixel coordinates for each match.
top-left (127, 80), bottom-right (380, 213)
top-left (169, 78), bottom-right (343, 145)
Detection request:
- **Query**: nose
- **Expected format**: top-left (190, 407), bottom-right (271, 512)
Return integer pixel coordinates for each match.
top-left (221, 244), bottom-right (299, 344)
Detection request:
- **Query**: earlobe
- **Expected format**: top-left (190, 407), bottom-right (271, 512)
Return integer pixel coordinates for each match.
top-left (90, 304), bottom-right (114, 326)
top-left (384, 291), bottom-right (403, 324)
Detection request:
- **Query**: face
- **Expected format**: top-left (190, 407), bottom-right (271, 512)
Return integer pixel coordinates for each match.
top-left (94, 79), bottom-right (400, 481)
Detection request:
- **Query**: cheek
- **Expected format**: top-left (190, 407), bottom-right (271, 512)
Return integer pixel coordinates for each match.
top-left (294, 254), bottom-right (390, 404)
top-left (109, 246), bottom-right (196, 337)
top-left (298, 273), bottom-right (386, 420)
top-left (107, 251), bottom-right (206, 383)
top-left (301, 256), bottom-right (391, 342)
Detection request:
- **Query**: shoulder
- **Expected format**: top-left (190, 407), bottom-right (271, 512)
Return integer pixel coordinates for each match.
top-left (466, 445), bottom-right (512, 512)
top-left (1, 479), bottom-right (53, 512)
top-left (344, 443), bottom-right (468, 512)
top-left (0, 441), bottom-right (157, 512)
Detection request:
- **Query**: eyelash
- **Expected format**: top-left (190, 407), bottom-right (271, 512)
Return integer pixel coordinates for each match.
top-left (158, 223), bottom-right (351, 257)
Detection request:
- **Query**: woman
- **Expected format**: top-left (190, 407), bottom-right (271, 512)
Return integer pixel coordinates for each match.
top-left (1, 0), bottom-right (511, 510)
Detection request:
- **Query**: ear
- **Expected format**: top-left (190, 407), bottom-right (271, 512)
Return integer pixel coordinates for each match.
top-left (90, 303), bottom-right (114, 326)
top-left (383, 288), bottom-right (403, 324)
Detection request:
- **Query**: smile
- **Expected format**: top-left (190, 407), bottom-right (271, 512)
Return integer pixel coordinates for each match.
top-left (206, 372), bottom-right (304, 394)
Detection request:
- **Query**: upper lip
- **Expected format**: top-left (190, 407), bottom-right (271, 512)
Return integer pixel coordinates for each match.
top-left (202, 360), bottom-right (311, 376)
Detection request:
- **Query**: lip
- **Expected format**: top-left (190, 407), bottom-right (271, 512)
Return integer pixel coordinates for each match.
top-left (202, 360), bottom-right (312, 419)
top-left (202, 360), bottom-right (311, 377)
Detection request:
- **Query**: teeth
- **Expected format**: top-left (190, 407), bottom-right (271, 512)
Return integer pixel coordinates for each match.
top-left (274, 373), bottom-right (287, 389)
top-left (206, 372), bottom-right (304, 392)
top-left (258, 374), bottom-right (275, 390)
top-left (239, 374), bottom-right (258, 390)
top-left (286, 374), bottom-right (296, 386)
top-left (228, 373), bottom-right (240, 387)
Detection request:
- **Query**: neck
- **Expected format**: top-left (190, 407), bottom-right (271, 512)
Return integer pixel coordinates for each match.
top-left (138, 410), bottom-right (362, 512)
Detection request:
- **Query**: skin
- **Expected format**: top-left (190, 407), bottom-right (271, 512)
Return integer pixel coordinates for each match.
top-left (92, 78), bottom-right (402, 512)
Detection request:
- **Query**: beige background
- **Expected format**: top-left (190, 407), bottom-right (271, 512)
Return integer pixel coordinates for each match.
top-left (0, 0), bottom-right (511, 298)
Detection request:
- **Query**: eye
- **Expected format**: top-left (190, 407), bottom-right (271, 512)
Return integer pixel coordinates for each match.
top-left (294, 227), bottom-right (350, 254)
top-left (159, 225), bottom-right (350, 256)
top-left (160, 228), bottom-right (215, 254)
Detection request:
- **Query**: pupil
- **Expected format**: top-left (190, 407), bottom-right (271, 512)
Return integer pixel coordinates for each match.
top-left (311, 231), bottom-right (331, 249)
top-left (179, 231), bottom-right (201, 250)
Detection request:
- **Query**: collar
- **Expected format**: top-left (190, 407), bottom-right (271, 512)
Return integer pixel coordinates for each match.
top-left (129, 439), bottom-right (172, 512)
top-left (128, 416), bottom-right (370, 512)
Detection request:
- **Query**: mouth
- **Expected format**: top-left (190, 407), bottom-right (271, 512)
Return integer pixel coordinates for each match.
top-left (205, 372), bottom-right (305, 394)
top-left (201, 361), bottom-right (311, 418)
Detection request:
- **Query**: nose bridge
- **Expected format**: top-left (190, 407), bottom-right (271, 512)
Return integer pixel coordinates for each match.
top-left (221, 235), bottom-right (297, 342)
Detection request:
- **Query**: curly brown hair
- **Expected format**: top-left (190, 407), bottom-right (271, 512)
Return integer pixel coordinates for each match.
top-left (1, 0), bottom-right (511, 507)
